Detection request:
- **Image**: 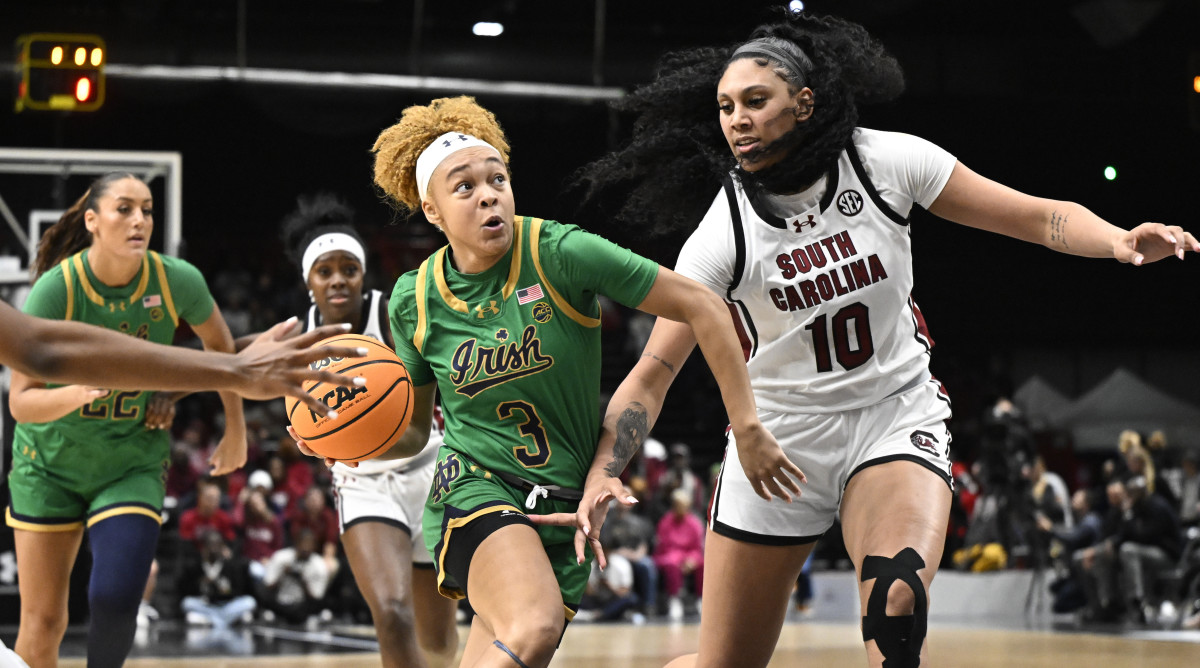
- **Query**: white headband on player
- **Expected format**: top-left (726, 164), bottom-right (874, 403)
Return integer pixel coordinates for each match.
top-left (301, 233), bottom-right (367, 279)
top-left (416, 132), bottom-right (503, 201)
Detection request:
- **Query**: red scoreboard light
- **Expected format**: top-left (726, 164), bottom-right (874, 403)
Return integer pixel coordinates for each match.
top-left (15, 33), bottom-right (106, 112)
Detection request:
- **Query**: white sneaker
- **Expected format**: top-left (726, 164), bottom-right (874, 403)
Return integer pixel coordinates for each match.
top-left (139, 601), bottom-right (160, 621)
top-left (572, 609), bottom-right (600, 623)
top-left (136, 601), bottom-right (159, 628)
top-left (186, 611), bottom-right (213, 627)
top-left (667, 596), bottom-right (684, 621)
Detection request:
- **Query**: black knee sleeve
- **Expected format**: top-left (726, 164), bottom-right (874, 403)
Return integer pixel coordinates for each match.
top-left (860, 547), bottom-right (928, 668)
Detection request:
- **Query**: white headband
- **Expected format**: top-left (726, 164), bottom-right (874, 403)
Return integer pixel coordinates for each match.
top-left (302, 233), bottom-right (366, 279)
top-left (416, 132), bottom-right (502, 201)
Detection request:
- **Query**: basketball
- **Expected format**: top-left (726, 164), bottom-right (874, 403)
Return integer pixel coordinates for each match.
top-left (285, 333), bottom-right (413, 462)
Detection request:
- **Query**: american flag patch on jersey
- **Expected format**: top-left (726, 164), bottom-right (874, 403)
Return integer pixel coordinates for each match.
top-left (142, 295), bottom-right (162, 308)
top-left (516, 284), bottom-right (544, 305)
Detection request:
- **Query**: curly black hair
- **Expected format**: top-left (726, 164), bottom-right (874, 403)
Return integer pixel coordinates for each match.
top-left (279, 193), bottom-right (366, 272)
top-left (573, 12), bottom-right (905, 258)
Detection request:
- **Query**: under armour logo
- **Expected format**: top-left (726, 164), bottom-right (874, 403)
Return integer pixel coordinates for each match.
top-left (793, 215), bottom-right (817, 233)
top-left (475, 301), bottom-right (500, 318)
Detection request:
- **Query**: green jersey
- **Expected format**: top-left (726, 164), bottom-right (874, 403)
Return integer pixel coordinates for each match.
top-left (390, 217), bottom-right (658, 489)
top-left (14, 249), bottom-right (215, 468)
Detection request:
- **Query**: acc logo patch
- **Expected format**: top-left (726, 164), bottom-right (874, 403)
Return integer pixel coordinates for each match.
top-left (836, 190), bottom-right (864, 216)
top-left (149, 307), bottom-right (164, 322)
top-left (531, 302), bottom-right (552, 323)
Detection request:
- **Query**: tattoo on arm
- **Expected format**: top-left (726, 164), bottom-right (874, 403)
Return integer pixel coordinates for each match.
top-left (1049, 211), bottom-right (1069, 249)
top-left (640, 352), bottom-right (675, 373)
top-left (603, 403), bottom-right (649, 478)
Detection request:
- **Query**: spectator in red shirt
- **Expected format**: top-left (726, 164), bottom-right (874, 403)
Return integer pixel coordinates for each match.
top-left (286, 486), bottom-right (339, 576)
top-left (237, 488), bottom-right (284, 582)
top-left (179, 479), bottom-right (236, 545)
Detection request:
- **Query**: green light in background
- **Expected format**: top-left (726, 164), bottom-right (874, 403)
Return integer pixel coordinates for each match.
top-left (1104, 166), bottom-right (1118, 181)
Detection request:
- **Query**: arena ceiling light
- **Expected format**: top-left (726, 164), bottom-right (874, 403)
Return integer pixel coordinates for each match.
top-left (472, 22), bottom-right (504, 37)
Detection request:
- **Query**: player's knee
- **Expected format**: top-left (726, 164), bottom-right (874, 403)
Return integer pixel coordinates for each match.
top-left (860, 548), bottom-right (929, 668)
top-left (89, 577), bottom-right (142, 615)
top-left (495, 610), bottom-right (563, 662)
top-left (885, 580), bottom-right (919, 616)
top-left (19, 606), bottom-right (70, 641)
top-left (419, 620), bottom-right (459, 659)
top-left (371, 596), bottom-right (417, 636)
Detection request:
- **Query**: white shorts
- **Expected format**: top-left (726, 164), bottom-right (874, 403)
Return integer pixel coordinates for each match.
top-left (709, 377), bottom-right (953, 545)
top-left (332, 447), bottom-right (439, 565)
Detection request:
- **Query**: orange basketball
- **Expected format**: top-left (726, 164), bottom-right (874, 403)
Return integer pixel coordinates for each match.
top-left (285, 333), bottom-right (413, 462)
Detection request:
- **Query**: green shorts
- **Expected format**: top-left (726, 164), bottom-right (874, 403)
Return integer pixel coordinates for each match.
top-left (422, 447), bottom-right (592, 614)
top-left (6, 434), bottom-right (167, 532)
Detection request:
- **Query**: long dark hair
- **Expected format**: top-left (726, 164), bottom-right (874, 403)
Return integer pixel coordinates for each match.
top-left (572, 12), bottom-right (905, 258)
top-left (33, 172), bottom-right (142, 278)
top-left (279, 192), bottom-right (366, 277)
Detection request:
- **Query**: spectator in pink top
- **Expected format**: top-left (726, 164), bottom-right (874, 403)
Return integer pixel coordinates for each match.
top-left (654, 488), bottom-right (706, 620)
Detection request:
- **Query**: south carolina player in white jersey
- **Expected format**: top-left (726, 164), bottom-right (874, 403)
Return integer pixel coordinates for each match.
top-left (543, 12), bottom-right (1198, 668)
top-left (280, 194), bottom-right (457, 668)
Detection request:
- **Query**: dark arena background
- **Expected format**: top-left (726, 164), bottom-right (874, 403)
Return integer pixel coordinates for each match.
top-left (1, 1), bottom-right (1199, 666)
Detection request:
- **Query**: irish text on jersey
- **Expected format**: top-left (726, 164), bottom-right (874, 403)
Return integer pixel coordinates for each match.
top-left (449, 324), bottom-right (554, 398)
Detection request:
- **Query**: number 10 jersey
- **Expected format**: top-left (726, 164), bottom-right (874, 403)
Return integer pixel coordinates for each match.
top-left (675, 128), bottom-right (956, 414)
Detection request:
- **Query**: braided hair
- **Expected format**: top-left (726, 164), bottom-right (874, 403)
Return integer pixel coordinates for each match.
top-left (573, 12), bottom-right (905, 257)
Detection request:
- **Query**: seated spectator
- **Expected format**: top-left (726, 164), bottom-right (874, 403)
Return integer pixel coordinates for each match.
top-left (577, 554), bottom-right (640, 623)
top-left (1119, 431), bottom-right (1158, 495)
top-left (260, 528), bottom-right (333, 625)
top-left (1042, 489), bottom-right (1104, 613)
top-left (236, 488), bottom-right (285, 581)
top-left (180, 530), bottom-right (257, 629)
top-left (165, 440), bottom-right (204, 510)
top-left (1177, 450), bottom-right (1200, 528)
top-left (286, 486), bottom-right (340, 577)
top-left (600, 499), bottom-right (658, 617)
top-left (1029, 455), bottom-right (1071, 531)
top-left (654, 488), bottom-right (705, 621)
top-left (180, 479), bottom-right (237, 546)
top-left (1076, 478), bottom-right (1129, 622)
top-left (1111, 476), bottom-right (1183, 624)
top-left (274, 441), bottom-right (316, 512)
top-left (654, 442), bottom-right (705, 522)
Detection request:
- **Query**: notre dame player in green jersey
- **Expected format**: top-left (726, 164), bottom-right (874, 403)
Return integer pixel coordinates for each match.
top-left (303, 96), bottom-right (791, 668)
top-left (5, 173), bottom-right (249, 668)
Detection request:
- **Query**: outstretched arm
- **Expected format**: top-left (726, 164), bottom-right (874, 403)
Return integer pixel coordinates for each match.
top-left (929, 162), bottom-right (1198, 263)
top-left (189, 304), bottom-right (248, 476)
top-left (531, 268), bottom-right (806, 566)
top-left (0, 302), bottom-right (365, 416)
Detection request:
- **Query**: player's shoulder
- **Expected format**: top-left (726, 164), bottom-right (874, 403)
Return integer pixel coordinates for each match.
top-left (852, 127), bottom-right (949, 163)
top-left (153, 252), bottom-right (206, 282)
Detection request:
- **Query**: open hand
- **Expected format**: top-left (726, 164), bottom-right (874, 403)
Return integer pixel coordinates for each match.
top-left (1117, 223), bottom-right (1199, 265)
top-left (527, 476), bottom-right (636, 569)
top-left (234, 319), bottom-right (367, 414)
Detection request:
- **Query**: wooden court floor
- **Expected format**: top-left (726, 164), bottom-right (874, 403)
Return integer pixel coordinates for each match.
top-left (54, 621), bottom-right (1200, 668)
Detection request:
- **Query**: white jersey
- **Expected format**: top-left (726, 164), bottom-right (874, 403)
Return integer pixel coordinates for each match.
top-left (675, 128), bottom-right (956, 414)
top-left (309, 289), bottom-right (442, 475)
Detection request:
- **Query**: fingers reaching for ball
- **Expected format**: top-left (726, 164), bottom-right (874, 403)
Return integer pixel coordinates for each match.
top-left (287, 425), bottom-right (350, 468)
top-left (285, 333), bottom-right (412, 465)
